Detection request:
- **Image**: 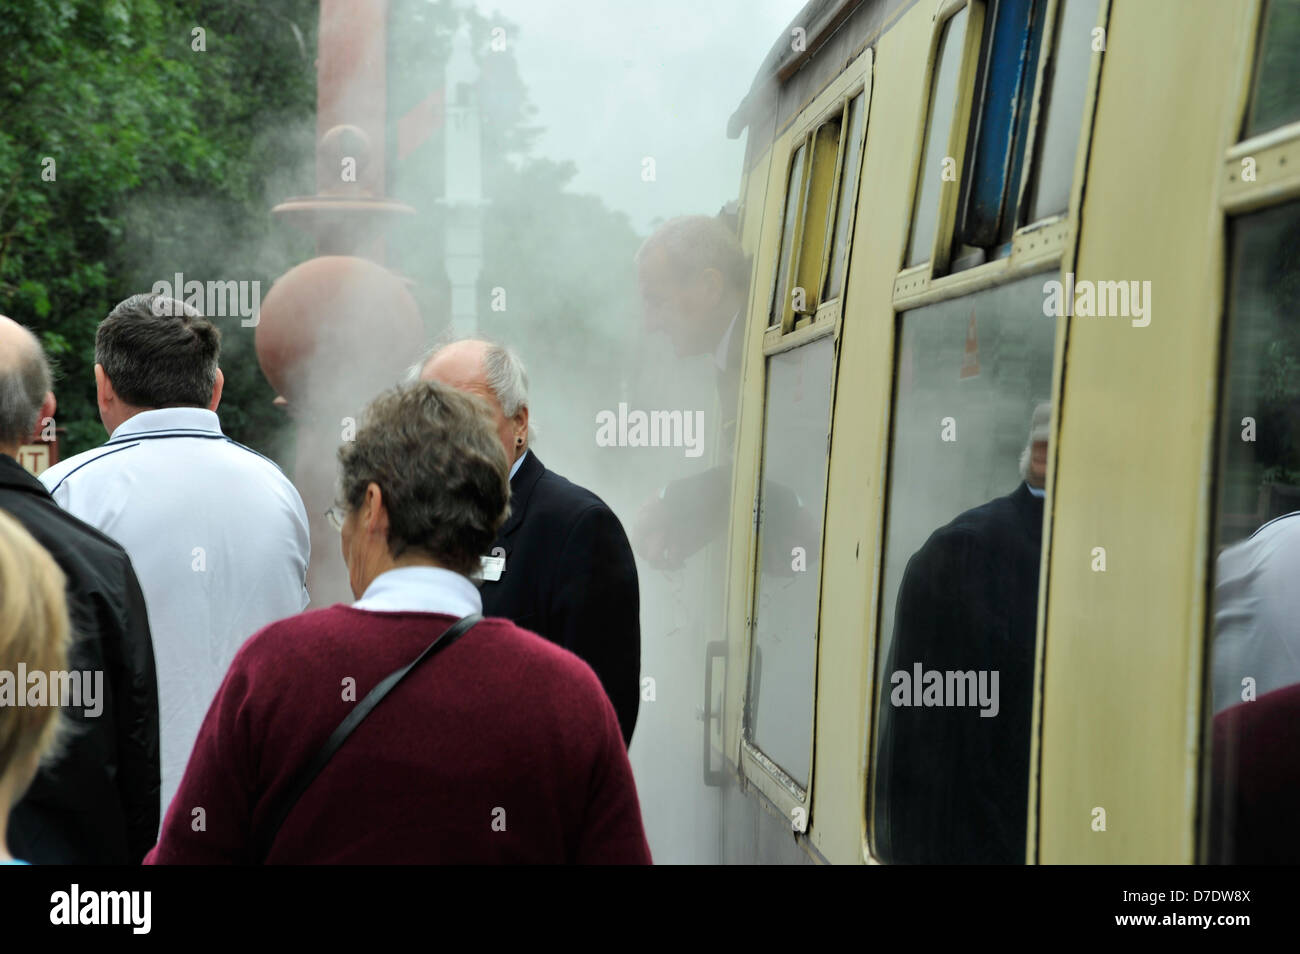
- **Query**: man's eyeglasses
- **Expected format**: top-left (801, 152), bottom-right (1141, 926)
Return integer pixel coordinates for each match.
top-left (325, 505), bottom-right (348, 532)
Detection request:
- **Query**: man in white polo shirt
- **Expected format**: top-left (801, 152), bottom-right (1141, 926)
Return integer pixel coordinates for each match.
top-left (40, 293), bottom-right (310, 820)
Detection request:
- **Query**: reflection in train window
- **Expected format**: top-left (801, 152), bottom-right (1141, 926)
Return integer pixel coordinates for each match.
top-left (823, 92), bottom-right (868, 302)
top-left (1207, 199), bottom-right (1300, 864)
top-left (954, 0), bottom-right (1047, 255)
top-left (745, 334), bottom-right (836, 789)
top-left (1025, 0), bottom-right (1101, 223)
top-left (769, 144), bottom-right (807, 327)
top-left (870, 274), bottom-right (1055, 863)
top-left (907, 6), bottom-right (970, 267)
top-left (1243, 0), bottom-right (1300, 139)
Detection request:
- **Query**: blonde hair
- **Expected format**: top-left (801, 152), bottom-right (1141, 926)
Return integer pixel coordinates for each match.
top-left (0, 510), bottom-right (69, 776)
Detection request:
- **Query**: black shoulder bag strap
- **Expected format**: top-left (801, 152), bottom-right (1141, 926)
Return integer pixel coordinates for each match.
top-left (255, 612), bottom-right (483, 863)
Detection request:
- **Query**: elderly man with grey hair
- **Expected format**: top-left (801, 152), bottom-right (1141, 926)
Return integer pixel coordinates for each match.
top-left (39, 293), bottom-right (311, 819)
top-left (874, 400), bottom-right (1051, 864)
top-left (147, 381), bottom-right (651, 863)
top-left (412, 338), bottom-right (641, 745)
top-left (0, 314), bottom-right (159, 863)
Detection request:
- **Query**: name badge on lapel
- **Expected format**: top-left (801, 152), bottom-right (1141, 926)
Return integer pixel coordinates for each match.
top-left (478, 553), bottom-right (505, 582)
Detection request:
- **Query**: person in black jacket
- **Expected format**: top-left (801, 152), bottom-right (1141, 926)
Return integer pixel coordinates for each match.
top-left (0, 315), bottom-right (160, 863)
top-left (872, 402), bottom-right (1050, 864)
top-left (414, 338), bottom-right (641, 745)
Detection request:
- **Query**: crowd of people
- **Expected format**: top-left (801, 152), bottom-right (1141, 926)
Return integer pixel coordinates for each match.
top-left (0, 280), bottom-right (659, 863)
top-left (3, 205), bottom-right (1291, 867)
top-left (0, 212), bottom-right (781, 866)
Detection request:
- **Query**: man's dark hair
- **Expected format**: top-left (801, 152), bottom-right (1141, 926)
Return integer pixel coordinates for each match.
top-left (95, 294), bottom-right (220, 408)
top-left (338, 381), bottom-right (511, 576)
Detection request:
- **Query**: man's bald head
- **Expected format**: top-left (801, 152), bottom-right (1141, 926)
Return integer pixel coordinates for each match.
top-left (0, 316), bottom-right (55, 454)
top-left (0, 315), bottom-right (41, 364)
top-left (421, 339), bottom-right (493, 395)
top-left (414, 338), bottom-right (532, 468)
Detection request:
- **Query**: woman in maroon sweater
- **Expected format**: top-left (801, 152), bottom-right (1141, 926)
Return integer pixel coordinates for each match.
top-left (146, 382), bottom-right (651, 864)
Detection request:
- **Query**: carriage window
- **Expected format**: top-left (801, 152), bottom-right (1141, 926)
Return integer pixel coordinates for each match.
top-left (1243, 0), bottom-right (1300, 139)
top-left (824, 92), bottom-right (867, 301)
top-left (1026, 0), bottom-right (1101, 223)
top-left (1207, 199), bottom-right (1300, 864)
top-left (954, 0), bottom-right (1047, 254)
top-left (907, 6), bottom-right (970, 267)
top-left (869, 273), bottom-right (1055, 863)
top-left (745, 334), bottom-right (835, 789)
top-left (769, 93), bottom-right (863, 329)
top-left (791, 115), bottom-right (845, 322)
top-left (769, 144), bottom-right (807, 327)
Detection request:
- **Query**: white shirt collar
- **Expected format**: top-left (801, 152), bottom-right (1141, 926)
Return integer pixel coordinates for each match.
top-left (713, 310), bottom-right (741, 373)
top-left (1026, 483), bottom-right (1046, 498)
top-left (352, 566), bottom-right (483, 616)
top-left (109, 407), bottom-right (222, 442)
top-left (509, 449), bottom-right (528, 481)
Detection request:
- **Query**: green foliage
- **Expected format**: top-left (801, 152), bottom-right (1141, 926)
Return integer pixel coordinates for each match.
top-left (4, 0), bottom-right (644, 469)
top-left (0, 0), bottom-right (317, 460)
top-left (388, 0), bottom-right (642, 402)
